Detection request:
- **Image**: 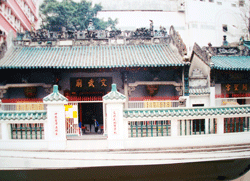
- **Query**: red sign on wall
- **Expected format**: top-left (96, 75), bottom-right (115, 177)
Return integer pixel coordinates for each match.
top-left (55, 112), bottom-right (58, 136)
top-left (112, 110), bottom-right (118, 134)
top-left (222, 83), bottom-right (249, 94)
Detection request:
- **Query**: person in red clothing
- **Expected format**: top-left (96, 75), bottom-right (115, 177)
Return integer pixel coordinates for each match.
top-left (79, 121), bottom-right (85, 135)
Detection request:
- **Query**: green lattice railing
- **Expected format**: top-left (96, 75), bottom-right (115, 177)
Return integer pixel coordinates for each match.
top-left (10, 123), bottom-right (44, 140)
top-left (0, 111), bottom-right (47, 140)
top-left (124, 105), bottom-right (250, 119)
top-left (125, 106), bottom-right (250, 138)
top-left (129, 120), bottom-right (171, 137)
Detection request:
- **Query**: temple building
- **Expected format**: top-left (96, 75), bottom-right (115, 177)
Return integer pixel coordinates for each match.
top-left (187, 38), bottom-right (250, 134)
top-left (1, 21), bottom-right (250, 180)
top-left (0, 17), bottom-right (250, 137)
top-left (190, 39), bottom-right (250, 106)
top-left (0, 25), bottom-right (187, 134)
top-left (96, 0), bottom-right (249, 54)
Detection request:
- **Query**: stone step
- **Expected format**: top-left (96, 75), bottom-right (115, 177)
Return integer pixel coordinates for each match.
top-left (67, 134), bottom-right (107, 140)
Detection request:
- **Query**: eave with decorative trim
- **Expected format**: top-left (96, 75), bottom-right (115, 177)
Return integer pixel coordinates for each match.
top-left (0, 111), bottom-right (47, 120)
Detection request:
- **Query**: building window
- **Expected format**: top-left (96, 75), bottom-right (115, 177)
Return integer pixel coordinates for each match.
top-left (32, 0), bottom-right (36, 5)
top-left (1, 4), bottom-right (5, 12)
top-left (232, 3), bottom-right (236, 7)
top-left (25, 4), bottom-right (28, 12)
top-left (31, 14), bottom-right (34, 22)
top-left (16, 18), bottom-right (20, 28)
top-left (7, 7), bottom-right (11, 16)
top-left (239, 0), bottom-right (245, 7)
top-left (209, 0), bottom-right (214, 2)
top-left (222, 24), bottom-right (228, 32)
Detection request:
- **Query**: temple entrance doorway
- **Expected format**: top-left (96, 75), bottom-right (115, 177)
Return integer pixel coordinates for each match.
top-left (80, 103), bottom-right (103, 133)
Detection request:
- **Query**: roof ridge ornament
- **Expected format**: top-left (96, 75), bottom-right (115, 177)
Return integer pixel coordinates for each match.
top-left (43, 85), bottom-right (68, 103)
top-left (168, 25), bottom-right (187, 57)
top-left (103, 83), bottom-right (126, 101)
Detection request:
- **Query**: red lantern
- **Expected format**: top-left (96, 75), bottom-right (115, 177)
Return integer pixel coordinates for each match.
top-left (146, 85), bottom-right (159, 96)
top-left (24, 87), bottom-right (37, 98)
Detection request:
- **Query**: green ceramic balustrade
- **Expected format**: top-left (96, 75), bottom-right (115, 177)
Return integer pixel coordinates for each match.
top-left (125, 106), bottom-right (250, 137)
top-left (10, 123), bottom-right (44, 140)
top-left (124, 106), bottom-right (250, 119)
top-left (224, 117), bottom-right (248, 134)
top-left (128, 116), bottom-right (250, 138)
top-left (0, 109), bottom-right (47, 140)
top-left (129, 120), bottom-right (171, 138)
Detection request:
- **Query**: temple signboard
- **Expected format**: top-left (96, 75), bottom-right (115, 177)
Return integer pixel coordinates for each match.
top-left (70, 77), bottom-right (112, 93)
top-left (216, 47), bottom-right (239, 55)
top-left (16, 101), bottom-right (44, 111)
top-left (222, 83), bottom-right (249, 94)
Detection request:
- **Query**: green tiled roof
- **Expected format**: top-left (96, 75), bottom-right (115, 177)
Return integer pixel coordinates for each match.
top-left (211, 56), bottom-right (250, 71)
top-left (0, 111), bottom-right (47, 120)
top-left (124, 106), bottom-right (250, 119)
top-left (0, 44), bottom-right (184, 69)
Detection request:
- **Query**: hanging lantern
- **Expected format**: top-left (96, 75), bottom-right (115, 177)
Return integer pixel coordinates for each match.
top-left (24, 87), bottom-right (37, 98)
top-left (146, 85), bottom-right (159, 96)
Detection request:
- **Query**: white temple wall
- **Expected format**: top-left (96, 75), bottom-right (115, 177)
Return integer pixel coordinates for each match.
top-left (189, 95), bottom-right (210, 107)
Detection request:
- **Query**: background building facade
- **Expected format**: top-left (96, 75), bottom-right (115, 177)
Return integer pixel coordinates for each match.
top-left (95, 0), bottom-right (249, 54)
top-left (3, 0), bottom-right (249, 55)
top-left (0, 0), bottom-right (39, 44)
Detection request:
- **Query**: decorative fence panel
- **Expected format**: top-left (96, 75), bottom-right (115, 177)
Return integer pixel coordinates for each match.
top-left (66, 118), bottom-right (80, 135)
top-left (128, 120), bottom-right (171, 137)
top-left (224, 117), bottom-right (250, 133)
top-left (10, 123), bottom-right (44, 140)
top-left (179, 118), bottom-right (217, 136)
top-left (124, 105), bottom-right (250, 138)
top-left (0, 109), bottom-right (47, 140)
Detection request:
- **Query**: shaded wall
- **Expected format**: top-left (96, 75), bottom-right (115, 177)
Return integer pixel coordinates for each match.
top-left (2, 68), bottom-right (182, 99)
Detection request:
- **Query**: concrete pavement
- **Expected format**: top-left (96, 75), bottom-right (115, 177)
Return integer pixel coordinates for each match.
top-left (1, 143), bottom-right (250, 170)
